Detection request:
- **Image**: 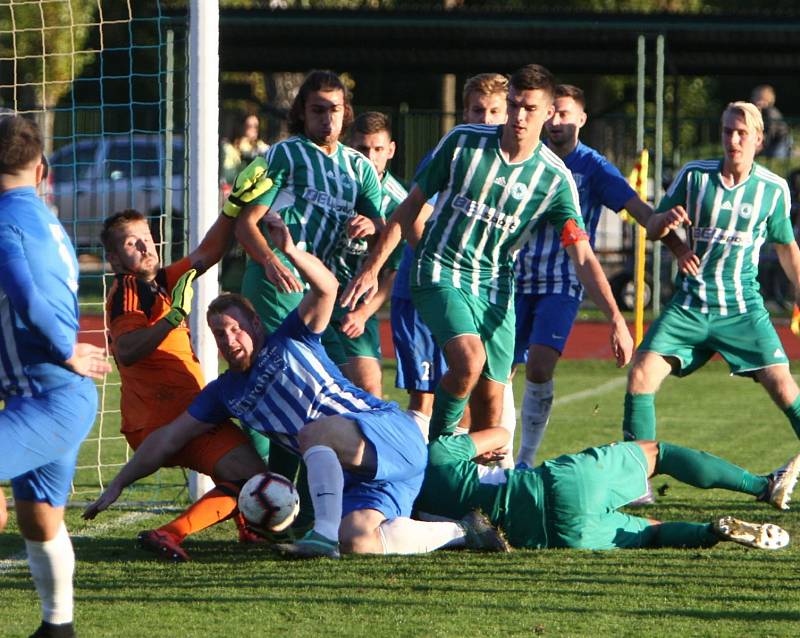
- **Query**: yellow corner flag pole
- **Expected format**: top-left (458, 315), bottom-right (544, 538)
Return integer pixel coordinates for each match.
top-left (628, 149), bottom-right (649, 347)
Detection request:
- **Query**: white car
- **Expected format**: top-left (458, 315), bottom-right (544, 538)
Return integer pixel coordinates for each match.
top-left (48, 134), bottom-right (187, 253)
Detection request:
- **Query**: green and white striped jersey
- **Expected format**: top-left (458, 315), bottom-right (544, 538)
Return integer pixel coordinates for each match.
top-left (413, 124), bottom-right (583, 306)
top-left (253, 135), bottom-right (382, 285)
top-left (658, 159), bottom-right (794, 314)
top-left (335, 167), bottom-right (408, 281)
top-left (380, 169), bottom-right (408, 272)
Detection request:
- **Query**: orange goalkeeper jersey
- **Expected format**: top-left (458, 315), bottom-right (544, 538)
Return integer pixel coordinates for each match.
top-left (106, 257), bottom-right (205, 433)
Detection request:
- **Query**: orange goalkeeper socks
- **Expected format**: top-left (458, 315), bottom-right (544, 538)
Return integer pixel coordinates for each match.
top-left (158, 481), bottom-right (240, 542)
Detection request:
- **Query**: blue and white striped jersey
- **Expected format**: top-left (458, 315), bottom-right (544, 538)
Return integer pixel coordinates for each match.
top-left (0, 187), bottom-right (81, 398)
top-left (514, 142), bottom-right (636, 298)
top-left (188, 310), bottom-right (387, 454)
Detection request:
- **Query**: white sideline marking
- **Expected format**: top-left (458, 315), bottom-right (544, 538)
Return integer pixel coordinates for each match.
top-left (0, 551), bottom-right (27, 573)
top-left (553, 376), bottom-right (627, 407)
top-left (0, 512), bottom-right (157, 573)
top-left (72, 510), bottom-right (158, 539)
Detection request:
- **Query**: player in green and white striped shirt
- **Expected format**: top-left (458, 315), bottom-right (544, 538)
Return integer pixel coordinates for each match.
top-left (625, 101), bottom-right (800, 450)
top-left (236, 70), bottom-right (383, 337)
top-left (343, 65), bottom-right (633, 441)
top-left (330, 111), bottom-right (408, 397)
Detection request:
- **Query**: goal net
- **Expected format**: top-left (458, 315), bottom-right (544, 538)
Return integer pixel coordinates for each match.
top-left (0, 0), bottom-right (194, 505)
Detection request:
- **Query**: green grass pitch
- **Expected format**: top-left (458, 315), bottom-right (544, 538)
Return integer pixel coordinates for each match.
top-left (2, 359), bottom-right (800, 637)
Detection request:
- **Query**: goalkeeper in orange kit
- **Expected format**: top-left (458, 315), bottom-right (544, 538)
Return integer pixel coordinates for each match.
top-left (90, 160), bottom-right (272, 561)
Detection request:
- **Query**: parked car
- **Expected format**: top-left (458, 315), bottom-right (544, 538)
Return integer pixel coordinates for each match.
top-left (48, 134), bottom-right (187, 254)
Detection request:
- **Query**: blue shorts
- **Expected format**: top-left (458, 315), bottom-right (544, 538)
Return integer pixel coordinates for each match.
top-left (1, 377), bottom-right (98, 507)
top-left (342, 405), bottom-right (427, 520)
top-left (391, 296), bottom-right (447, 392)
top-left (514, 293), bottom-right (581, 364)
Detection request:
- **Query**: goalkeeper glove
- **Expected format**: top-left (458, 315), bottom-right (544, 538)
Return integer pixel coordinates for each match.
top-left (164, 268), bottom-right (197, 327)
top-left (792, 304), bottom-right (800, 337)
top-left (222, 157), bottom-right (273, 218)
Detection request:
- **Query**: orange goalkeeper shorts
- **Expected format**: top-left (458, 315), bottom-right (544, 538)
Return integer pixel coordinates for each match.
top-left (125, 420), bottom-right (250, 477)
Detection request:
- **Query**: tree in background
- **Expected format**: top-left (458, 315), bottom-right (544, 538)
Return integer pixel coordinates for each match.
top-left (0, 0), bottom-right (97, 152)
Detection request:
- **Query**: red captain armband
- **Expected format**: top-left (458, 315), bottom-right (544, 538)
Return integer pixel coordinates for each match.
top-left (560, 218), bottom-right (589, 247)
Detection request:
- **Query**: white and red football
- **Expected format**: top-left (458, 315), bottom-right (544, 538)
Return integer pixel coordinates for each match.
top-left (238, 472), bottom-right (300, 533)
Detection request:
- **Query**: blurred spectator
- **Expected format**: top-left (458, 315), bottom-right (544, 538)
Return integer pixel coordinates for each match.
top-left (751, 85), bottom-right (792, 159)
top-left (221, 113), bottom-right (269, 184)
top-left (219, 114), bottom-right (268, 293)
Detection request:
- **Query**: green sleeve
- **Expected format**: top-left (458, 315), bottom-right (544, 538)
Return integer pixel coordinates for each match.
top-left (542, 175), bottom-right (585, 234)
top-left (252, 144), bottom-right (286, 208)
top-left (356, 157), bottom-right (383, 220)
top-left (766, 185), bottom-right (795, 244)
top-left (415, 130), bottom-right (459, 199)
top-left (427, 435), bottom-right (478, 467)
top-left (656, 163), bottom-right (690, 214)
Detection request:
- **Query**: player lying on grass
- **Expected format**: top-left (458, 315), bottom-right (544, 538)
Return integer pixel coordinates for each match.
top-left (415, 427), bottom-right (800, 551)
top-left (89, 159), bottom-right (273, 562)
top-left (84, 214), bottom-right (509, 559)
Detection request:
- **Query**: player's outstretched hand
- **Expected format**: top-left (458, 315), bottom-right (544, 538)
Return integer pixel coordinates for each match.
top-left (340, 309), bottom-right (367, 338)
top-left (646, 205), bottom-right (690, 240)
top-left (610, 318), bottom-right (634, 368)
top-left (791, 305), bottom-right (800, 336)
top-left (340, 270), bottom-right (378, 311)
top-left (82, 483), bottom-right (123, 520)
top-left (164, 268), bottom-right (197, 327)
top-left (64, 343), bottom-right (112, 379)
top-left (348, 215), bottom-right (377, 239)
top-left (222, 157), bottom-right (273, 218)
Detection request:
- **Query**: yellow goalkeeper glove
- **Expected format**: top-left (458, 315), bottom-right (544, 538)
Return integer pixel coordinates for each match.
top-left (792, 304), bottom-right (800, 337)
top-left (222, 157), bottom-right (273, 218)
top-left (164, 268), bottom-right (197, 327)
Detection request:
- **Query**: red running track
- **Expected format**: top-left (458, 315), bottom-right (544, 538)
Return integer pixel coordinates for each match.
top-left (79, 316), bottom-right (800, 361)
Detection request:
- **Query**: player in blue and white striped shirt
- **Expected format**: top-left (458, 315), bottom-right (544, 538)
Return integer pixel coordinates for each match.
top-left (85, 215), bottom-right (507, 559)
top-left (0, 115), bottom-right (110, 638)
top-left (512, 85), bottom-right (697, 468)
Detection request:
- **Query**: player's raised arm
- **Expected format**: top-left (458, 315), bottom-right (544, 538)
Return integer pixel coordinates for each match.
top-left (188, 158), bottom-right (274, 273)
top-left (565, 238), bottom-right (633, 367)
top-left (264, 214), bottom-right (339, 333)
top-left (82, 412), bottom-right (216, 520)
top-left (340, 185), bottom-right (427, 310)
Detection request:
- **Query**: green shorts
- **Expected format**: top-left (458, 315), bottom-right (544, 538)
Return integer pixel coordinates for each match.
top-left (411, 284), bottom-right (514, 383)
top-left (241, 258), bottom-right (304, 334)
top-left (640, 302), bottom-right (788, 377)
top-left (541, 442), bottom-right (652, 549)
top-left (321, 304), bottom-right (382, 367)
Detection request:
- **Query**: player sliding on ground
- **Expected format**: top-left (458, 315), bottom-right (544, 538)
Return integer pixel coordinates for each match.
top-left (84, 214), bottom-right (509, 559)
top-left (415, 428), bottom-right (800, 551)
top-left (89, 159), bottom-right (273, 561)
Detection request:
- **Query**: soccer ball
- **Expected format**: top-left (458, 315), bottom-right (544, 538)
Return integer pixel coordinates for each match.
top-left (238, 472), bottom-right (300, 533)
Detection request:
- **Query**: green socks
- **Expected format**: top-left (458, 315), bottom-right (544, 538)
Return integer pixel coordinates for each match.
top-left (656, 442), bottom-right (769, 496)
top-left (623, 392), bottom-right (656, 440)
top-left (783, 395), bottom-right (800, 439)
top-left (245, 428), bottom-right (271, 463)
top-left (429, 386), bottom-right (469, 439)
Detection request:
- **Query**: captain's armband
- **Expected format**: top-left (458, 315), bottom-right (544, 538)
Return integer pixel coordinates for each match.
top-left (560, 218), bottom-right (589, 248)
